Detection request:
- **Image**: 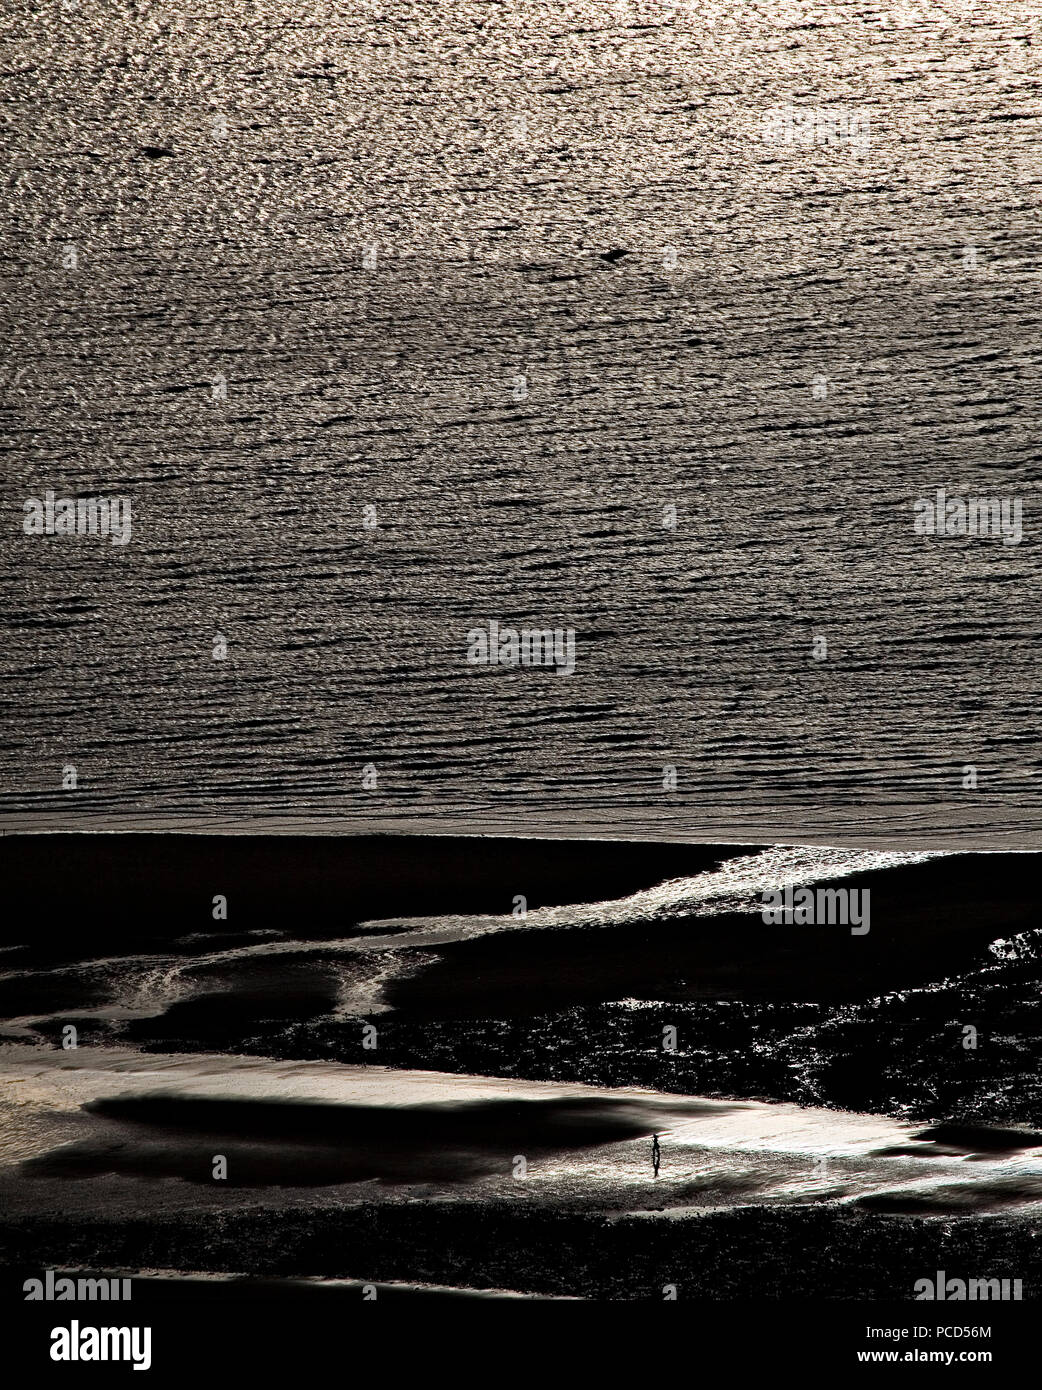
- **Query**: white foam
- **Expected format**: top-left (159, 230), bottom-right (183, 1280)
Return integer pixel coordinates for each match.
top-left (357, 844), bottom-right (948, 947)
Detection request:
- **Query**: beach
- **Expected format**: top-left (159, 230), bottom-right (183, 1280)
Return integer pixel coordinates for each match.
top-left (1, 833), bottom-right (1039, 1304)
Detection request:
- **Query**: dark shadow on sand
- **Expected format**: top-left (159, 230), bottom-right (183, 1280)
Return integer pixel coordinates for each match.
top-left (23, 1092), bottom-right (729, 1187)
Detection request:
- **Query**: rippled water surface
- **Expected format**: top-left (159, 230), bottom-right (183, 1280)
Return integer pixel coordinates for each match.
top-left (2, 2), bottom-right (1041, 841)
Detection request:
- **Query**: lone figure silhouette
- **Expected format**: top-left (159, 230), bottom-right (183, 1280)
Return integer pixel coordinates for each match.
top-left (652, 1132), bottom-right (661, 1178)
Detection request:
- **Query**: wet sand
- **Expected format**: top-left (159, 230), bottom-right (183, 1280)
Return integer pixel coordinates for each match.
top-left (3, 1048), bottom-right (1042, 1214)
top-left (1, 1049), bottom-right (1039, 1299)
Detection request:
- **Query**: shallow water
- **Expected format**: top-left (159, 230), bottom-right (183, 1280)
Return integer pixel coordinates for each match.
top-left (0, 842), bottom-right (947, 1026)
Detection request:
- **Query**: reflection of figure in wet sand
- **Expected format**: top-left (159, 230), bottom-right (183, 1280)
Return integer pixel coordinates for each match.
top-left (652, 1132), bottom-right (661, 1178)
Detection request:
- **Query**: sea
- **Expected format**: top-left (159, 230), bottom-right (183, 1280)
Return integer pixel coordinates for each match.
top-left (2, 0), bottom-right (1042, 844)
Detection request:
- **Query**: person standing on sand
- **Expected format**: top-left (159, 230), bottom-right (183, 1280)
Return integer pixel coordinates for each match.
top-left (652, 1133), bottom-right (661, 1177)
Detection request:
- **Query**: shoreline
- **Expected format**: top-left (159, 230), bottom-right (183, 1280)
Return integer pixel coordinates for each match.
top-left (3, 811), bottom-right (1042, 852)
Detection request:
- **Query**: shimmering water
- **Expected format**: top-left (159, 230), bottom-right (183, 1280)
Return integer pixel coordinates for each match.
top-left (3, 1), bottom-right (1041, 842)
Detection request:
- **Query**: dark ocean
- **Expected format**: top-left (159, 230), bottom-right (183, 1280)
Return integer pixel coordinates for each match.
top-left (2, 1), bottom-right (1042, 843)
